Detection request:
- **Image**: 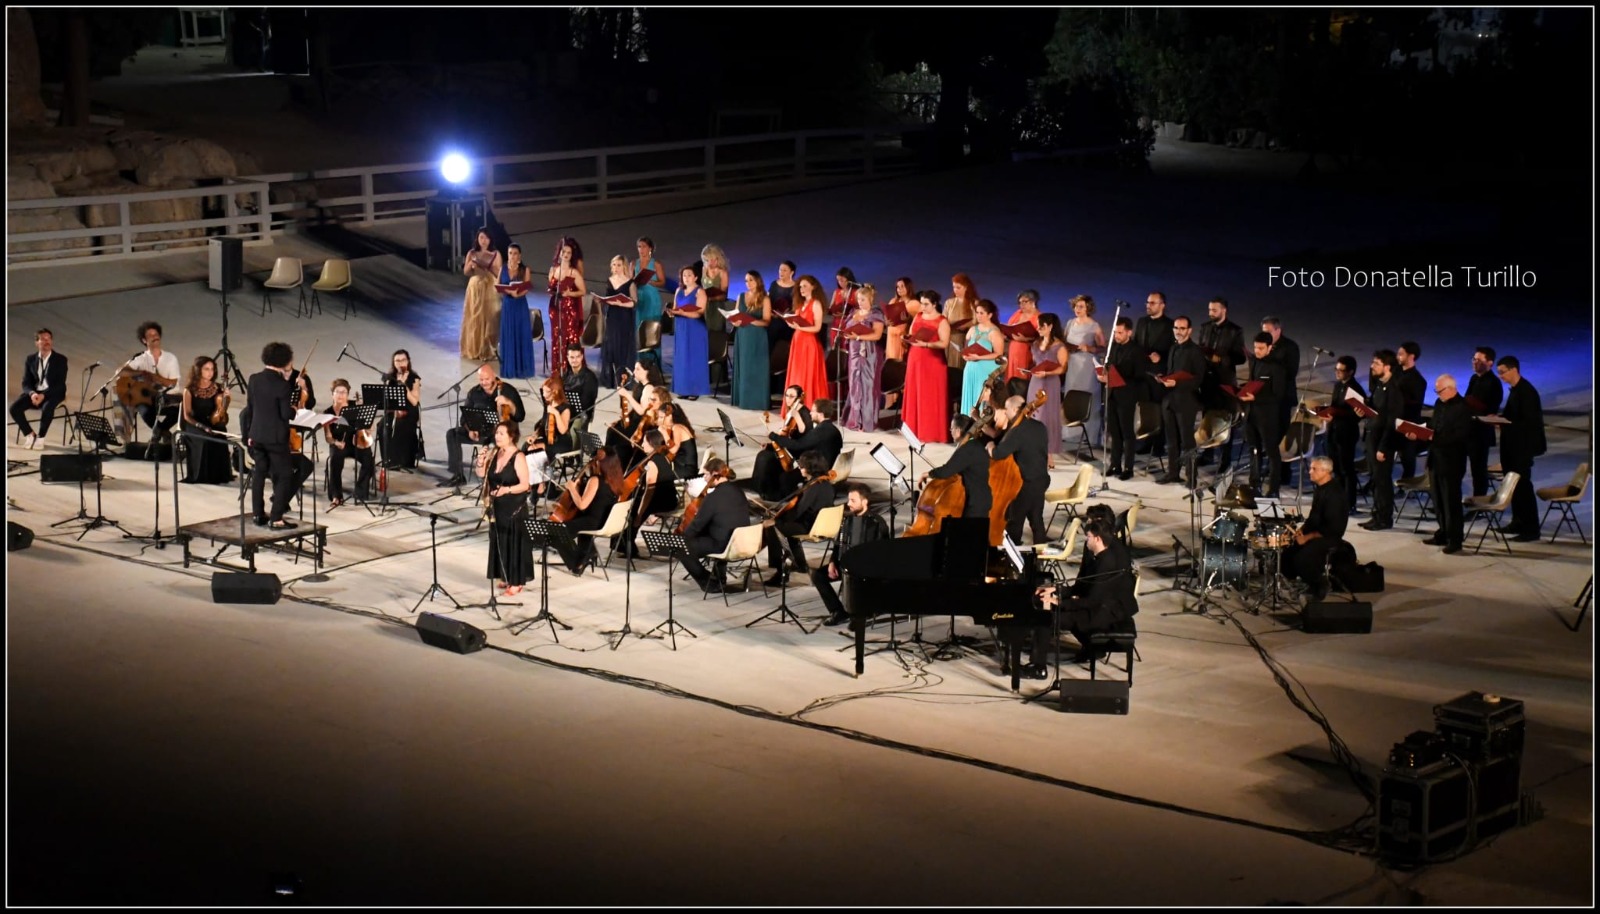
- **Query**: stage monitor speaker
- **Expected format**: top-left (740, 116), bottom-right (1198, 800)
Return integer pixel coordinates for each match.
top-left (416, 611), bottom-right (486, 654)
top-left (209, 236), bottom-right (244, 292)
top-left (1302, 600), bottom-right (1373, 634)
top-left (8, 522), bottom-right (35, 551)
top-left (40, 452), bottom-right (103, 483)
top-left (1056, 678), bottom-right (1130, 715)
top-left (211, 571), bottom-right (283, 604)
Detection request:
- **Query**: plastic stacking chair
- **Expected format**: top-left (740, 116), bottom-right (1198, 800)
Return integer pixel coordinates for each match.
top-left (1116, 499), bottom-right (1143, 549)
top-left (829, 448), bottom-right (856, 484)
top-left (1462, 471), bottom-right (1521, 555)
top-left (877, 360), bottom-right (907, 431)
top-left (1133, 399), bottom-right (1165, 476)
top-left (575, 498), bottom-right (635, 580)
top-left (707, 331), bottom-right (732, 401)
top-left (702, 523), bottom-right (767, 606)
top-left (1395, 469), bottom-right (1432, 529)
top-left (1032, 517), bottom-right (1083, 583)
top-left (638, 319), bottom-right (662, 354)
top-left (1537, 462), bottom-right (1591, 545)
top-left (791, 503), bottom-right (845, 572)
top-left (262, 256), bottom-right (306, 317)
top-left (311, 258), bottom-right (353, 319)
top-left (1060, 389), bottom-right (1096, 463)
top-left (1044, 464), bottom-right (1094, 538)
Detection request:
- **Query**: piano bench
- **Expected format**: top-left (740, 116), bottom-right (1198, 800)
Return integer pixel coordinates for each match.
top-left (1088, 631), bottom-right (1139, 686)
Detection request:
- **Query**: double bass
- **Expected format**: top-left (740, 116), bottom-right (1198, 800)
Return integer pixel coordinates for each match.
top-left (982, 389), bottom-right (1048, 546)
top-left (904, 364), bottom-right (1006, 539)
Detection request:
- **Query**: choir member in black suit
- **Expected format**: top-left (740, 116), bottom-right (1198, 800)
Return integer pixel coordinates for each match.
top-left (11, 328), bottom-right (68, 448)
top-left (1394, 341), bottom-right (1426, 480)
top-left (1414, 374), bottom-right (1474, 553)
top-left (1194, 296), bottom-right (1246, 470)
top-left (1133, 292), bottom-right (1175, 458)
top-left (1101, 317), bottom-right (1145, 480)
top-left (1156, 316), bottom-right (1206, 485)
top-left (1495, 355), bottom-right (1546, 541)
top-left (1327, 356), bottom-right (1367, 513)
top-left (1239, 332), bottom-right (1288, 498)
top-left (1260, 316), bottom-right (1301, 485)
top-left (1465, 346), bottom-right (1505, 497)
top-left (1358, 350), bottom-right (1408, 531)
top-left (753, 395), bottom-right (842, 501)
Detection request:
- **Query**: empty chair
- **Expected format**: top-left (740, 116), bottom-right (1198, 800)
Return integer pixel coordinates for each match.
top-left (574, 498), bottom-right (635, 580)
top-left (1537, 462), bottom-right (1591, 545)
top-left (1116, 499), bottom-right (1143, 549)
top-left (877, 359), bottom-right (907, 431)
top-left (580, 299), bottom-right (604, 349)
top-left (1395, 469), bottom-right (1433, 530)
top-left (829, 448), bottom-right (856, 484)
top-left (311, 258), bottom-right (353, 319)
top-left (530, 308), bottom-right (548, 376)
top-left (1032, 516), bottom-right (1083, 582)
top-left (792, 503), bottom-right (845, 570)
top-left (1462, 470), bottom-right (1522, 555)
top-left (262, 256), bottom-right (306, 317)
top-left (702, 523), bottom-right (768, 606)
top-left (638, 319), bottom-right (662, 354)
top-left (1133, 399), bottom-right (1164, 476)
top-left (1044, 464), bottom-right (1094, 538)
top-left (707, 330), bottom-right (732, 400)
top-left (1060, 389), bottom-right (1096, 463)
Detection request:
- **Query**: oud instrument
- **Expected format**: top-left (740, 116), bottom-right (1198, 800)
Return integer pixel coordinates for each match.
top-left (114, 368), bottom-right (165, 410)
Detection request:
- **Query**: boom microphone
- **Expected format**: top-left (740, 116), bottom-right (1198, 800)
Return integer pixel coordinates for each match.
top-left (1312, 346), bottom-right (1335, 355)
top-left (337, 343), bottom-right (349, 362)
top-left (88, 361), bottom-right (102, 369)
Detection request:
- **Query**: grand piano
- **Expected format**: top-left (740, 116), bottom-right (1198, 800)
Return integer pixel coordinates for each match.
top-left (841, 518), bottom-right (1044, 679)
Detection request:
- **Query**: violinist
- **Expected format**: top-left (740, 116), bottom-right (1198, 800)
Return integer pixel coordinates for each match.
top-left (179, 355), bottom-right (233, 485)
top-left (241, 341), bottom-right (298, 530)
top-left (522, 374), bottom-right (575, 501)
top-left (616, 428), bottom-right (679, 560)
top-left (555, 447), bottom-right (622, 574)
top-left (560, 344), bottom-right (599, 434)
top-left (918, 414), bottom-right (991, 520)
top-left (811, 481), bottom-right (889, 627)
top-left (762, 450), bottom-right (834, 588)
top-left (679, 457), bottom-right (748, 594)
top-left (325, 378), bottom-right (374, 507)
top-left (444, 364), bottom-right (526, 488)
top-left (379, 350), bottom-right (422, 470)
top-left (285, 362), bottom-right (316, 497)
top-left (651, 397), bottom-right (698, 482)
top-left (752, 391), bottom-right (842, 502)
top-left (989, 394), bottom-right (1050, 544)
top-left (612, 355), bottom-right (665, 445)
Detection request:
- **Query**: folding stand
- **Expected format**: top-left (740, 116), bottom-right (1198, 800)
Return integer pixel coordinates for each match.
top-left (407, 507), bottom-right (463, 614)
top-left (600, 514), bottom-right (646, 651)
top-left (641, 530), bottom-right (698, 650)
top-left (868, 442), bottom-right (915, 534)
top-left (297, 417), bottom-right (335, 583)
top-left (510, 518), bottom-right (575, 641)
top-left (339, 402), bottom-right (381, 515)
top-left (745, 532), bottom-right (813, 634)
top-left (51, 412), bottom-right (123, 538)
top-left (564, 389), bottom-right (590, 436)
top-left (714, 408), bottom-right (743, 466)
top-left (214, 286), bottom-right (249, 394)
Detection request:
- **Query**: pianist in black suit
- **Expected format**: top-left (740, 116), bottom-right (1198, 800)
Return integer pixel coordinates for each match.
top-left (813, 481), bottom-right (890, 627)
top-left (762, 450), bottom-right (835, 587)
top-left (1033, 518), bottom-right (1138, 672)
top-left (679, 457), bottom-right (751, 594)
top-left (919, 414), bottom-right (992, 519)
top-left (989, 394), bottom-right (1050, 544)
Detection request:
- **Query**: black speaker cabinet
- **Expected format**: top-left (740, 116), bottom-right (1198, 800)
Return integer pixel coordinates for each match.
top-left (1056, 678), bottom-right (1130, 715)
top-left (209, 236), bottom-right (244, 292)
top-left (39, 452), bottom-right (103, 483)
top-left (1302, 600), bottom-right (1373, 634)
top-left (416, 611), bottom-right (487, 654)
top-left (1378, 754), bottom-right (1522, 862)
top-left (8, 522), bottom-right (35, 551)
top-left (211, 571), bottom-right (283, 604)
top-left (424, 195), bottom-right (487, 272)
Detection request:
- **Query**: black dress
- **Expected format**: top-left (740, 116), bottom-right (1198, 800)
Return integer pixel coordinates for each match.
top-left (560, 477), bottom-right (619, 572)
top-left (601, 279), bottom-right (637, 387)
top-left (182, 387), bottom-right (234, 484)
top-left (380, 372), bottom-right (422, 468)
top-left (486, 451), bottom-right (535, 587)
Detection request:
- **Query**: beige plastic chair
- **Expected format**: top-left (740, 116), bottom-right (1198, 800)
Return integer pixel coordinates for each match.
top-left (262, 256), bottom-right (306, 317)
top-left (1462, 471), bottom-right (1521, 555)
top-left (529, 308), bottom-right (548, 375)
top-left (792, 503), bottom-right (845, 569)
top-left (1032, 517), bottom-right (1083, 582)
top-left (829, 448), bottom-right (855, 483)
top-left (574, 498), bottom-right (634, 581)
top-left (638, 319), bottom-right (662, 353)
top-left (1395, 469), bottom-right (1433, 530)
top-left (1537, 462), bottom-right (1590, 545)
top-left (311, 258), bottom-right (353, 319)
top-left (1119, 499), bottom-right (1143, 549)
top-left (1044, 464), bottom-right (1094, 538)
top-left (702, 522), bottom-right (767, 605)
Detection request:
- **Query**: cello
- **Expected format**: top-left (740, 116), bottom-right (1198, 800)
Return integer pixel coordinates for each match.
top-left (904, 365), bottom-right (1006, 538)
top-left (676, 462), bottom-right (734, 534)
top-left (983, 389), bottom-right (1048, 546)
top-left (550, 447), bottom-right (623, 523)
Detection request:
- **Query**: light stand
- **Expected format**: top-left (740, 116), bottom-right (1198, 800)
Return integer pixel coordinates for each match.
top-left (641, 530), bottom-right (698, 650)
top-left (510, 518), bottom-right (575, 640)
top-left (403, 507), bottom-right (463, 613)
top-left (214, 287), bottom-right (249, 395)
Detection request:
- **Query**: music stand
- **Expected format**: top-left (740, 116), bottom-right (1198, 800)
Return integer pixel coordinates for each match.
top-left (510, 518), bottom-right (575, 640)
top-left (462, 503), bottom-right (522, 623)
top-left (745, 532), bottom-right (813, 635)
top-left (52, 412), bottom-right (123, 538)
top-left (407, 507), bottom-right (463, 614)
top-left (564, 389), bottom-right (590, 432)
top-left (714, 408), bottom-right (742, 466)
top-left (899, 425), bottom-right (925, 485)
top-left (435, 406), bottom-right (500, 505)
top-left (599, 517), bottom-right (650, 651)
top-left (641, 530), bottom-right (698, 650)
top-left (868, 443), bottom-right (912, 533)
top-left (123, 390), bottom-right (175, 549)
top-left (295, 412), bottom-right (339, 582)
top-left (364, 382), bottom-right (416, 512)
top-left (339, 402), bottom-right (381, 514)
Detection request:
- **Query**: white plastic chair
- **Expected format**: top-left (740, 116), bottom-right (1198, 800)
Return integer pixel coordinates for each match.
top-left (702, 523), bottom-right (767, 605)
top-left (1045, 464), bottom-right (1094, 538)
top-left (575, 498), bottom-right (635, 580)
top-left (1537, 463), bottom-right (1590, 545)
top-left (1462, 471), bottom-right (1521, 555)
top-left (829, 448), bottom-right (856, 484)
top-left (311, 258), bottom-right (353, 319)
top-left (262, 256), bottom-right (306, 317)
top-left (792, 503), bottom-right (845, 570)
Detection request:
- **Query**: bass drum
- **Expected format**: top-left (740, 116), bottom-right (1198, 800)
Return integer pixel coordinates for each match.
top-left (1207, 513), bottom-right (1250, 545)
top-left (1199, 540), bottom-right (1249, 590)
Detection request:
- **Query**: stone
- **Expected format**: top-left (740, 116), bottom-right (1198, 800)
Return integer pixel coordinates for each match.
top-left (7, 9), bottom-right (48, 129)
top-left (134, 137), bottom-right (240, 187)
top-left (8, 210), bottom-right (92, 259)
top-left (7, 163), bottom-right (56, 201)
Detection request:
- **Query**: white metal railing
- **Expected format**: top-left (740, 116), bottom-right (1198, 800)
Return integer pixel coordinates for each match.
top-left (7, 127), bottom-right (925, 266)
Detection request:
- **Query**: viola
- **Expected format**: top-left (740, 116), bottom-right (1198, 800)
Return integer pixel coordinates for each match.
top-left (286, 339), bottom-right (320, 455)
top-left (762, 408), bottom-right (800, 472)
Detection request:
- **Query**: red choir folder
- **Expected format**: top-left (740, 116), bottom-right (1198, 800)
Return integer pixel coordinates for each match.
top-left (1396, 419), bottom-right (1434, 441)
top-left (960, 344), bottom-right (993, 359)
top-left (1344, 396), bottom-right (1377, 418)
top-left (909, 324), bottom-right (940, 343)
top-left (669, 305), bottom-right (704, 319)
top-left (998, 322), bottom-right (1040, 342)
top-left (1155, 370), bottom-right (1194, 384)
top-left (1028, 359), bottom-right (1061, 375)
top-left (1095, 364), bottom-right (1127, 388)
top-left (595, 292), bottom-right (634, 305)
top-left (1474, 414), bottom-right (1511, 426)
top-left (948, 317), bottom-right (974, 334)
top-left (632, 267), bottom-right (655, 286)
top-left (1313, 404), bottom-right (1338, 420)
top-left (782, 312), bottom-right (815, 330)
top-left (495, 280), bottom-right (532, 295)
top-left (724, 309), bottom-right (758, 327)
top-left (884, 299), bottom-right (910, 325)
top-left (1222, 380), bottom-right (1265, 399)
top-left (841, 320), bottom-right (879, 339)
top-left (1464, 394), bottom-right (1491, 414)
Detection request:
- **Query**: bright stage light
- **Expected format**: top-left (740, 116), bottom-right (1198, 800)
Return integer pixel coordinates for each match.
top-left (439, 153), bottom-right (471, 186)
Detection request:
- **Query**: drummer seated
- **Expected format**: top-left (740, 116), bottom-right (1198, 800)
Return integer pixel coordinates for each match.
top-left (1281, 457), bottom-right (1350, 601)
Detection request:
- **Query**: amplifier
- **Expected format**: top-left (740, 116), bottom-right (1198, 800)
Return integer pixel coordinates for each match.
top-left (1378, 754), bottom-right (1522, 863)
top-left (1056, 678), bottom-right (1129, 715)
top-left (40, 453), bottom-right (103, 483)
top-left (1434, 692), bottom-right (1526, 761)
top-left (416, 612), bottom-right (486, 655)
top-left (1388, 730), bottom-right (1448, 772)
top-left (1301, 599), bottom-right (1372, 634)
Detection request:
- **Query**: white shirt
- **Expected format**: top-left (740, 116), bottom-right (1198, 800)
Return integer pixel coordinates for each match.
top-left (127, 350), bottom-right (181, 385)
top-left (35, 353), bottom-right (51, 392)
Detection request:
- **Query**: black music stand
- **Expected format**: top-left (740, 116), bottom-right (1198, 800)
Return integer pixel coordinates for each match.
top-left (868, 443), bottom-right (914, 534)
top-left (745, 532), bottom-right (812, 635)
top-left (564, 389), bottom-right (589, 433)
top-left (123, 390), bottom-right (175, 549)
top-left (510, 518), bottom-right (574, 640)
top-left (364, 382), bottom-right (416, 512)
top-left (434, 406), bottom-right (500, 505)
top-left (339, 402), bottom-right (381, 514)
top-left (52, 412), bottom-right (123, 538)
top-left (641, 530), bottom-right (698, 650)
top-left (714, 408), bottom-right (742, 466)
top-left (407, 507), bottom-right (463, 614)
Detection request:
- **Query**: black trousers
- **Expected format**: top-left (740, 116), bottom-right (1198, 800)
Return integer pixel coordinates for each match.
top-left (249, 442), bottom-right (297, 520)
top-left (1429, 457), bottom-right (1466, 545)
top-left (751, 447), bottom-right (803, 501)
top-left (1283, 536), bottom-right (1340, 590)
top-left (1244, 404), bottom-right (1283, 492)
top-left (680, 532), bottom-right (726, 583)
top-left (1468, 429), bottom-right (1495, 497)
top-left (328, 444), bottom-right (375, 500)
top-left (764, 527), bottom-right (807, 573)
top-left (1106, 391), bottom-right (1137, 473)
top-left (1161, 396), bottom-right (1198, 474)
top-left (1328, 420), bottom-right (1362, 509)
top-left (138, 401), bottom-right (180, 437)
top-left (1399, 437), bottom-right (1421, 482)
top-left (1502, 456), bottom-right (1538, 533)
top-left (445, 425), bottom-right (485, 476)
top-left (10, 393), bottom-right (64, 438)
top-left (1005, 480), bottom-right (1049, 545)
top-left (810, 564), bottom-right (845, 618)
top-left (1367, 440), bottom-right (1395, 523)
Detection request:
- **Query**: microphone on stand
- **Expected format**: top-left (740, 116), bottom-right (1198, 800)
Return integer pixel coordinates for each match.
top-left (86, 361), bottom-right (102, 371)
top-left (1311, 346), bottom-right (1335, 356)
top-left (337, 343), bottom-right (349, 362)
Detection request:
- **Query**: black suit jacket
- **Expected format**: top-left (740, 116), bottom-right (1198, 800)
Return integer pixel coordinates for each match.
top-left (1163, 340), bottom-right (1206, 414)
top-left (1365, 376), bottom-right (1407, 455)
top-left (776, 479), bottom-right (836, 537)
top-left (1133, 314), bottom-right (1175, 379)
top-left (242, 368), bottom-right (295, 447)
top-left (1304, 479), bottom-right (1349, 541)
top-left (930, 439), bottom-right (993, 517)
top-left (20, 352), bottom-right (69, 400)
top-left (1196, 318), bottom-right (1246, 376)
top-left (775, 419), bottom-right (842, 470)
top-left (1500, 378), bottom-right (1545, 466)
top-left (562, 367), bottom-right (599, 416)
top-left (683, 480), bottom-right (750, 552)
top-left (1464, 369), bottom-right (1504, 446)
top-left (1396, 366), bottom-right (1426, 423)
top-left (990, 417), bottom-right (1049, 488)
top-left (1065, 537), bottom-right (1138, 631)
top-left (463, 383), bottom-right (526, 426)
top-left (1426, 395), bottom-right (1474, 473)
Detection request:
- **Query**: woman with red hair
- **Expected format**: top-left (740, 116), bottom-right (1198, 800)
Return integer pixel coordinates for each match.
top-left (783, 274), bottom-right (829, 408)
top-left (547, 236), bottom-right (587, 354)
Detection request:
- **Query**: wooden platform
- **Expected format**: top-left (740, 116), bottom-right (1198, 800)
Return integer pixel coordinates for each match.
top-left (179, 514), bottom-right (327, 573)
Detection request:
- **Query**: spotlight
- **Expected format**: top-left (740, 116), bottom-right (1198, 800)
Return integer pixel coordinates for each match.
top-left (439, 152), bottom-right (471, 187)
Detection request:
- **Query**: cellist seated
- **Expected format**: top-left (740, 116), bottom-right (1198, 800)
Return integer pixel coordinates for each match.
top-left (553, 448), bottom-right (623, 574)
top-left (761, 450), bottom-right (835, 588)
top-left (916, 414), bottom-right (993, 521)
top-left (679, 457), bottom-right (749, 594)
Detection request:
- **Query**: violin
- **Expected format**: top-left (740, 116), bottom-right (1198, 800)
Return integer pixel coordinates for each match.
top-left (630, 409), bottom-right (657, 447)
top-left (492, 377), bottom-right (514, 423)
top-left (286, 339), bottom-right (319, 455)
top-left (762, 408), bottom-right (800, 472)
top-left (773, 470), bottom-right (837, 522)
top-left (210, 389), bottom-right (230, 427)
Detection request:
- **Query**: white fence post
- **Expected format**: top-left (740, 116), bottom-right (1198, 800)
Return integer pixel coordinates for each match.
top-left (361, 172), bottom-right (375, 224)
top-left (120, 200), bottom-right (133, 255)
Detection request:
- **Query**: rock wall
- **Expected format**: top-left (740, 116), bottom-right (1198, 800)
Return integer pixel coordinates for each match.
top-left (8, 9), bottom-right (48, 129)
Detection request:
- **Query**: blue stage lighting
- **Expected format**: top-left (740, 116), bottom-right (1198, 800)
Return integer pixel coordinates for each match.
top-left (440, 153), bottom-right (471, 186)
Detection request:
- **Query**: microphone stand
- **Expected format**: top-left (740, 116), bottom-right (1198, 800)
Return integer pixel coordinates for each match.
top-left (1096, 301), bottom-right (1124, 494)
top-left (53, 366), bottom-right (125, 536)
top-left (215, 286), bottom-right (249, 395)
top-left (123, 388), bottom-right (173, 549)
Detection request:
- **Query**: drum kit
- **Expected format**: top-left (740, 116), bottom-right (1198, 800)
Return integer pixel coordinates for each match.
top-left (1194, 485), bottom-right (1303, 613)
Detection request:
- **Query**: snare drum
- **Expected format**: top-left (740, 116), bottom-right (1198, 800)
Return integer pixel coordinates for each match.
top-left (1250, 527), bottom-right (1295, 551)
top-left (1207, 513), bottom-right (1249, 545)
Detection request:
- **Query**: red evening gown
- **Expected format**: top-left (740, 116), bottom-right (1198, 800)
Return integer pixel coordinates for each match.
top-left (902, 312), bottom-right (949, 443)
top-left (784, 300), bottom-right (828, 409)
